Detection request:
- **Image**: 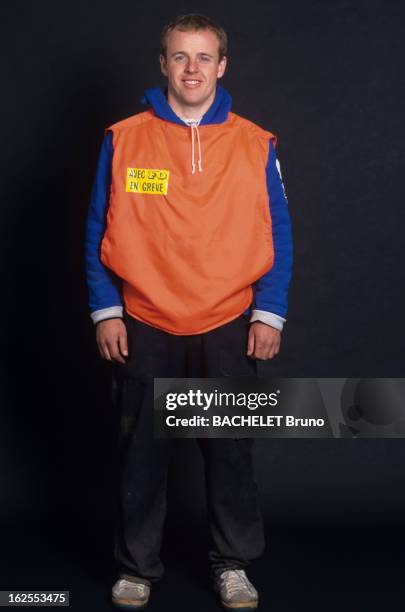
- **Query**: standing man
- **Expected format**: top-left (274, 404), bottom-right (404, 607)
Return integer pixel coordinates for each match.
top-left (85, 13), bottom-right (292, 611)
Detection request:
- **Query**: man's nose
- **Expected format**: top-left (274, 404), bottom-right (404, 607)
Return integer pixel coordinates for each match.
top-left (185, 59), bottom-right (198, 72)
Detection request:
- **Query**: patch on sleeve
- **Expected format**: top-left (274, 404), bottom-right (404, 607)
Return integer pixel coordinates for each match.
top-left (126, 168), bottom-right (170, 195)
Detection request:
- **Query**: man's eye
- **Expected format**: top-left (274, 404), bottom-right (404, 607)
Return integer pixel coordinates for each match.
top-left (199, 56), bottom-right (211, 62)
top-left (174, 55), bottom-right (185, 61)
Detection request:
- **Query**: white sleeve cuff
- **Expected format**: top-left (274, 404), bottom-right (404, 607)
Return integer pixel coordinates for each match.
top-left (90, 306), bottom-right (123, 324)
top-left (249, 309), bottom-right (286, 331)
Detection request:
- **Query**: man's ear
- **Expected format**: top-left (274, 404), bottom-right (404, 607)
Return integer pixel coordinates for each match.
top-left (159, 54), bottom-right (168, 77)
top-left (217, 55), bottom-right (228, 79)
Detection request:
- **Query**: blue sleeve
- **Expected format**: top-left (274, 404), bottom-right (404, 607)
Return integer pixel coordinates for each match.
top-left (254, 139), bottom-right (293, 318)
top-left (85, 131), bottom-right (123, 313)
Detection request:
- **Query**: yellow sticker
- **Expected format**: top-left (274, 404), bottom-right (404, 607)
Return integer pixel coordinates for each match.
top-left (126, 168), bottom-right (170, 195)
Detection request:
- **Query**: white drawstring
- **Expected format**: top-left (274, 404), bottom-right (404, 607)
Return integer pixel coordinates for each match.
top-left (191, 123), bottom-right (196, 174)
top-left (195, 124), bottom-right (203, 173)
top-left (180, 116), bottom-right (203, 174)
top-left (190, 123), bottom-right (203, 174)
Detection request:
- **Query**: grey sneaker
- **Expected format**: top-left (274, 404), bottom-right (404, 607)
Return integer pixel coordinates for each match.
top-left (111, 576), bottom-right (150, 609)
top-left (214, 569), bottom-right (259, 610)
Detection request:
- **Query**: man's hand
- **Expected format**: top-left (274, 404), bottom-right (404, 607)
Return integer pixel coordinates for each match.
top-left (96, 318), bottom-right (128, 363)
top-left (247, 321), bottom-right (281, 360)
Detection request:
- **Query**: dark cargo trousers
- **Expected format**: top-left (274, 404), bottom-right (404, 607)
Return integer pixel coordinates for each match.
top-left (111, 311), bottom-right (265, 586)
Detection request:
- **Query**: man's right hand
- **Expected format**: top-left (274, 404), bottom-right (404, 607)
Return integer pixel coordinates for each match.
top-left (96, 318), bottom-right (128, 363)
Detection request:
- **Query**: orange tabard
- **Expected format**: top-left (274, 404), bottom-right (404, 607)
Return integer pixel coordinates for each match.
top-left (100, 110), bottom-right (276, 335)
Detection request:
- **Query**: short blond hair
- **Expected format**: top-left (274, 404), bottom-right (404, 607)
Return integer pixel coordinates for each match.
top-left (160, 13), bottom-right (228, 61)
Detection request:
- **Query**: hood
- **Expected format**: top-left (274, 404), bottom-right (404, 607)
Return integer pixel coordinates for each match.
top-left (140, 84), bottom-right (232, 126)
top-left (140, 85), bottom-right (233, 174)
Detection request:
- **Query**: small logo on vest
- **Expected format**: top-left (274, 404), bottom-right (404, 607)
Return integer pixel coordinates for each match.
top-left (126, 168), bottom-right (170, 195)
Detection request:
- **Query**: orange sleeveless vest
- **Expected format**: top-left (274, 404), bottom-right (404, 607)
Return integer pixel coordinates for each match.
top-left (100, 110), bottom-right (275, 335)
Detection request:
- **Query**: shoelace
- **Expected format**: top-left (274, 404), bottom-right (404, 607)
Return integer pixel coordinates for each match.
top-left (220, 570), bottom-right (256, 597)
top-left (119, 579), bottom-right (148, 595)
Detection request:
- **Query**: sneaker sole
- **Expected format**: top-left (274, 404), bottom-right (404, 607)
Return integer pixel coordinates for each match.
top-left (220, 604), bottom-right (258, 611)
top-left (111, 596), bottom-right (149, 610)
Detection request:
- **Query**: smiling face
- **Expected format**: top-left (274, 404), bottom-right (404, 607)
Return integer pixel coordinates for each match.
top-left (159, 27), bottom-right (227, 118)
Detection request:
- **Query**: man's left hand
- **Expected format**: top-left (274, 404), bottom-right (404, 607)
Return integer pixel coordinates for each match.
top-left (247, 321), bottom-right (281, 360)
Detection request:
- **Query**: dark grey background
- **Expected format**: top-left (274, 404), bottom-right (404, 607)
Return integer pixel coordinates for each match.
top-left (0, 1), bottom-right (404, 609)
